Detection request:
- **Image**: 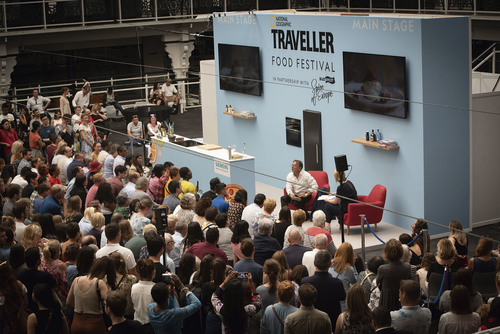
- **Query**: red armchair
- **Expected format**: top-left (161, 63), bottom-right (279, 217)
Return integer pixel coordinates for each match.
top-left (283, 171), bottom-right (330, 212)
top-left (343, 184), bottom-right (386, 235)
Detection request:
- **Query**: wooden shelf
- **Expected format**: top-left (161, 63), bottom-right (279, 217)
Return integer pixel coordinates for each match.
top-left (351, 138), bottom-right (399, 151)
top-left (223, 112), bottom-right (256, 119)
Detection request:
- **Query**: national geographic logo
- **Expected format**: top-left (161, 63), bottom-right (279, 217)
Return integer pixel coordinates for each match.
top-left (271, 15), bottom-right (291, 28)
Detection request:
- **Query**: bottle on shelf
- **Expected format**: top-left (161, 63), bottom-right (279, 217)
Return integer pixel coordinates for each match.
top-left (229, 105), bottom-right (233, 113)
top-left (376, 129), bottom-right (382, 141)
top-left (371, 129), bottom-right (376, 142)
top-left (365, 131), bottom-right (369, 141)
top-left (225, 105), bottom-right (228, 113)
top-left (242, 142), bottom-right (246, 155)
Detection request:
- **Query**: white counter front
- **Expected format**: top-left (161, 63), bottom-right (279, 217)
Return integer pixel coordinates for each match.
top-left (151, 135), bottom-right (256, 200)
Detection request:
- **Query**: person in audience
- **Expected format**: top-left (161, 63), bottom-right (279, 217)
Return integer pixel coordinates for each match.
top-left (329, 242), bottom-right (358, 310)
top-left (468, 237), bottom-right (497, 273)
top-left (175, 192), bottom-right (196, 221)
top-left (90, 104), bottom-right (108, 140)
top-left (131, 197), bottom-right (153, 236)
top-left (193, 197), bottom-right (212, 226)
top-left (302, 250), bottom-right (345, 327)
top-left (131, 176), bottom-right (153, 203)
top-left (260, 280), bottom-right (298, 334)
top-left (147, 164), bottom-right (165, 204)
top-left (201, 177), bottom-right (221, 201)
top-left (3, 183), bottom-right (20, 217)
top-left (377, 239), bottom-right (412, 311)
top-left (11, 140), bottom-right (24, 169)
top-left (0, 225), bottom-right (11, 259)
top-left (96, 181), bottom-right (117, 217)
top-left (0, 119), bottom-right (18, 160)
top-left (129, 154), bottom-right (144, 176)
top-left (40, 239), bottom-right (68, 304)
top-left (427, 238), bottom-right (460, 287)
top-left (231, 220), bottom-right (251, 265)
top-left (149, 82), bottom-right (164, 105)
top-left (148, 276), bottom-right (201, 333)
top-left (18, 106), bottom-right (31, 139)
top-left (21, 171), bottom-right (38, 199)
top-left (39, 114), bottom-right (56, 147)
top-left (257, 258), bottom-right (281, 313)
top-left (90, 141), bottom-right (101, 162)
top-left (399, 233), bottom-right (422, 266)
top-left (67, 256), bottom-right (114, 334)
top-left (415, 252), bottom-right (435, 297)
top-left (88, 211), bottom-right (105, 246)
top-left (439, 267), bottom-right (483, 313)
top-left (79, 113), bottom-right (94, 156)
top-left (0, 254), bottom-right (28, 333)
top-left (59, 86), bottom-right (71, 115)
top-left (18, 247), bottom-right (57, 312)
top-left (227, 188), bottom-right (248, 227)
top-left (201, 206), bottom-right (218, 231)
top-left (12, 166), bottom-right (30, 189)
top-left (271, 206), bottom-right (292, 248)
top-left (127, 115), bottom-right (144, 147)
top-left (305, 210), bottom-right (337, 254)
top-left (96, 223), bottom-right (137, 275)
top-left (211, 270), bottom-right (261, 334)
top-left (18, 148), bottom-right (33, 176)
top-left (103, 144), bottom-right (118, 179)
top-left (284, 283), bottom-right (332, 333)
top-left (164, 166), bottom-right (180, 197)
top-left (234, 238), bottom-right (264, 286)
top-left (323, 170), bottom-right (358, 225)
top-left (281, 160), bottom-right (318, 219)
top-left (48, 164), bottom-right (62, 187)
top-left (283, 209), bottom-right (307, 248)
top-left (211, 182), bottom-right (229, 213)
top-left (180, 220), bottom-right (204, 255)
top-left (62, 222), bottom-right (81, 255)
top-left (390, 280), bottom-right (431, 334)
top-left (113, 145), bottom-right (127, 174)
top-left (108, 252), bottom-right (138, 318)
top-left (97, 140), bottom-right (111, 165)
top-left (27, 282), bottom-right (69, 334)
top-left (357, 255), bottom-right (385, 303)
top-left (69, 177), bottom-right (87, 213)
top-left (215, 212), bottom-right (234, 263)
top-left (410, 219), bottom-right (430, 255)
top-left (105, 290), bottom-right (142, 333)
top-left (131, 258), bottom-right (156, 329)
top-left (177, 166), bottom-right (196, 198)
top-left (447, 220), bottom-right (468, 267)
top-left (163, 180), bottom-right (181, 212)
top-left (161, 78), bottom-right (181, 107)
top-left (282, 229), bottom-right (311, 270)
top-left (86, 173), bottom-right (104, 208)
top-left (171, 219), bottom-right (188, 268)
top-left (119, 219), bottom-right (133, 245)
top-left (27, 89), bottom-right (51, 114)
top-left (272, 250), bottom-right (291, 281)
top-left (52, 109), bottom-right (63, 127)
top-left (105, 87), bottom-right (124, 114)
top-left (67, 155), bottom-right (84, 185)
top-left (335, 283), bottom-right (374, 333)
top-left (147, 233), bottom-right (170, 282)
top-left (253, 217), bottom-right (281, 266)
top-left (302, 233), bottom-right (328, 276)
top-left (57, 145), bottom-right (73, 185)
top-left (66, 245), bottom-right (96, 288)
top-left (401, 244), bottom-right (418, 281)
top-left (72, 83), bottom-right (91, 111)
top-left (187, 226), bottom-right (229, 263)
top-left (372, 306), bottom-right (411, 334)
top-left (438, 284), bottom-right (481, 334)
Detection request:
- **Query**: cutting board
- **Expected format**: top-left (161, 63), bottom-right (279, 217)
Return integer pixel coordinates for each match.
top-left (198, 144), bottom-right (223, 151)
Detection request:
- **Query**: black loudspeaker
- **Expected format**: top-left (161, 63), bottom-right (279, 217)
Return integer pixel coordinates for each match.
top-left (334, 154), bottom-right (348, 172)
top-left (154, 207), bottom-right (168, 232)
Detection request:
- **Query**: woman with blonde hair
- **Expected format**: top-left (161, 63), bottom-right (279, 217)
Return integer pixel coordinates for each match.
top-left (10, 140), bottom-right (24, 165)
top-left (329, 242), bottom-right (358, 311)
top-left (22, 223), bottom-right (44, 250)
top-left (41, 239), bottom-right (68, 304)
top-left (272, 250), bottom-right (292, 281)
top-left (108, 252), bottom-right (137, 318)
top-left (448, 220), bottom-right (468, 267)
top-left (88, 212), bottom-right (105, 246)
top-left (427, 238), bottom-right (460, 287)
top-left (283, 209), bottom-right (306, 248)
top-left (66, 195), bottom-right (82, 222)
top-left (335, 284), bottom-right (375, 334)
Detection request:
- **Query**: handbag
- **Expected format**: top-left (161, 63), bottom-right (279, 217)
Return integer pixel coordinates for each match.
top-left (96, 278), bottom-right (112, 329)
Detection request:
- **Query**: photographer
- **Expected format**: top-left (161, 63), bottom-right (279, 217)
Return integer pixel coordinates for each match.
top-left (147, 274), bottom-right (201, 334)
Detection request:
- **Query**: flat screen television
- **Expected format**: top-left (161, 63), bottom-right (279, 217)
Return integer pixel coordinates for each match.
top-left (343, 52), bottom-right (407, 118)
top-left (218, 44), bottom-right (262, 96)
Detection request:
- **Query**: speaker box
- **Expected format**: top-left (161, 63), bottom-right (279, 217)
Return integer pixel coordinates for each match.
top-left (334, 154), bottom-right (348, 172)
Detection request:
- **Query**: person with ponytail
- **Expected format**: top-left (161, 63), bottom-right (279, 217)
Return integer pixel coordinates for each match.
top-left (257, 258), bottom-right (281, 313)
top-left (41, 239), bottom-right (69, 305)
top-left (27, 283), bottom-right (69, 334)
top-left (131, 197), bottom-right (153, 236)
top-left (108, 252), bottom-right (138, 318)
top-left (212, 270), bottom-right (262, 334)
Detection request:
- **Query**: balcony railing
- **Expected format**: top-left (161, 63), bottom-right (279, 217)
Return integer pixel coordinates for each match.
top-left (1, 0), bottom-right (499, 33)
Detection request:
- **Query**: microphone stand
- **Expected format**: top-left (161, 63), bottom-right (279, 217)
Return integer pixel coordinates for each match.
top-left (339, 171), bottom-right (345, 243)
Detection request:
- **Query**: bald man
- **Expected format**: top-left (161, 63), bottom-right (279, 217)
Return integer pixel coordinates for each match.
top-left (282, 229), bottom-right (312, 269)
top-left (302, 233), bottom-right (328, 276)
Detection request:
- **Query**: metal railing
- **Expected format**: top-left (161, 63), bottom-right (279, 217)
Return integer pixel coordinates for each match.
top-left (9, 72), bottom-right (201, 114)
top-left (472, 42), bottom-right (499, 73)
top-left (1, 0), bottom-right (500, 33)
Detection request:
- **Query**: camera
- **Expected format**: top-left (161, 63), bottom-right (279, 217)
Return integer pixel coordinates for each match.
top-left (162, 272), bottom-right (173, 283)
top-left (237, 272), bottom-right (248, 280)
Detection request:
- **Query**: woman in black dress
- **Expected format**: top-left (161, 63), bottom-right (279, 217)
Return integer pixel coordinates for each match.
top-left (324, 170), bottom-right (358, 224)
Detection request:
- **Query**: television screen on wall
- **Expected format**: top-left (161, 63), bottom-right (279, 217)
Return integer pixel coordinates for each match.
top-left (218, 44), bottom-right (262, 96)
top-left (343, 52), bottom-right (407, 118)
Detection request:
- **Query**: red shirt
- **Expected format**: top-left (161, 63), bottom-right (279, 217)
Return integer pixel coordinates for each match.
top-left (186, 242), bottom-right (228, 264)
top-left (49, 176), bottom-right (62, 187)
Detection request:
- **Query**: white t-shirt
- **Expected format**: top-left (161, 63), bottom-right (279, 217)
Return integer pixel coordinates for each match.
top-left (96, 243), bottom-right (136, 271)
top-left (161, 83), bottom-right (178, 97)
top-left (127, 122), bottom-right (143, 138)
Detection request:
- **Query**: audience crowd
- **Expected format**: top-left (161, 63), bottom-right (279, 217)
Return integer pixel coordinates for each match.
top-left (0, 97), bottom-right (499, 334)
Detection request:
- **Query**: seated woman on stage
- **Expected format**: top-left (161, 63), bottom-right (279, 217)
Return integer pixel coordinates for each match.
top-left (323, 170), bottom-right (358, 225)
top-left (149, 82), bottom-right (164, 106)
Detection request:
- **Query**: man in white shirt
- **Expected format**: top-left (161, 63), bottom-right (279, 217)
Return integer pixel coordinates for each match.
top-left (27, 89), bottom-right (51, 113)
top-left (302, 233), bottom-right (328, 276)
top-left (119, 172), bottom-right (139, 199)
top-left (161, 78), bottom-right (180, 107)
top-left (104, 144), bottom-right (118, 179)
top-left (280, 159), bottom-right (318, 218)
top-left (241, 193), bottom-right (266, 238)
top-left (57, 145), bottom-right (73, 185)
top-left (113, 145), bottom-right (127, 175)
top-left (96, 223), bottom-right (137, 275)
top-left (13, 199), bottom-right (30, 243)
top-left (97, 140), bottom-right (112, 164)
top-left (72, 85), bottom-right (90, 111)
top-left (127, 115), bottom-right (144, 147)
